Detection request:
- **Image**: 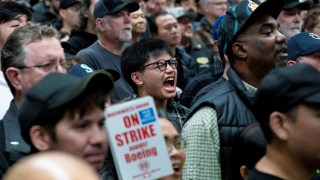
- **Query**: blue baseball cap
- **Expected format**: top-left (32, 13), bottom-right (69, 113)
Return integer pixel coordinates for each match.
top-left (68, 64), bottom-right (120, 81)
top-left (287, 32), bottom-right (320, 61)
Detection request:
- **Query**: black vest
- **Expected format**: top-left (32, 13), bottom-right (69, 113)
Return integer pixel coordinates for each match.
top-left (188, 68), bottom-right (257, 180)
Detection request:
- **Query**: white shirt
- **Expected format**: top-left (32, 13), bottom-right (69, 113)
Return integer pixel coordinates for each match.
top-left (0, 71), bottom-right (13, 119)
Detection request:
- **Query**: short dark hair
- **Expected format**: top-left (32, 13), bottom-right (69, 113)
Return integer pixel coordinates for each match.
top-left (1, 24), bottom-right (59, 95)
top-left (0, 1), bottom-right (32, 24)
top-left (26, 88), bottom-right (106, 152)
top-left (79, 0), bottom-right (91, 31)
top-left (259, 104), bottom-right (298, 143)
top-left (231, 123), bottom-right (266, 179)
top-left (121, 38), bottom-right (173, 93)
top-left (149, 12), bottom-right (171, 35)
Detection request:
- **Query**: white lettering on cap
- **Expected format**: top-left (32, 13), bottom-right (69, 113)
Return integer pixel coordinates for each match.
top-left (309, 32), bottom-right (320, 40)
top-left (80, 64), bottom-right (93, 73)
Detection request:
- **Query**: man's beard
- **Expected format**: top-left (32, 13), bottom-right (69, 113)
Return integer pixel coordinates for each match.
top-left (119, 30), bottom-right (132, 43)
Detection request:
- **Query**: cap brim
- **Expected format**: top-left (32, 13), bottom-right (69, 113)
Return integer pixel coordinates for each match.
top-left (304, 91), bottom-right (320, 105)
top-left (52, 71), bottom-right (114, 109)
top-left (284, 1), bottom-right (310, 10)
top-left (109, 2), bottom-right (140, 14)
top-left (177, 12), bottom-right (197, 22)
top-left (80, 70), bottom-right (114, 97)
top-left (227, 0), bottom-right (284, 52)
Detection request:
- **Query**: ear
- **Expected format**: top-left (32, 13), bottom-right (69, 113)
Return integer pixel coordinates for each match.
top-left (269, 111), bottom-right (290, 141)
top-left (29, 125), bottom-right (54, 151)
top-left (5, 67), bottom-right (22, 92)
top-left (240, 165), bottom-right (250, 180)
top-left (287, 60), bottom-right (297, 67)
top-left (232, 42), bottom-right (247, 59)
top-left (59, 9), bottom-right (67, 19)
top-left (95, 18), bottom-right (105, 32)
top-left (131, 72), bottom-right (143, 85)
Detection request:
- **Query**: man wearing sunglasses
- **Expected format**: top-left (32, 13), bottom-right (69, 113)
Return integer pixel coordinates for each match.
top-left (121, 38), bottom-right (189, 133)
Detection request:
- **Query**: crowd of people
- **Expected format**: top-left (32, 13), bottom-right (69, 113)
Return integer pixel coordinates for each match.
top-left (0, 0), bottom-right (320, 179)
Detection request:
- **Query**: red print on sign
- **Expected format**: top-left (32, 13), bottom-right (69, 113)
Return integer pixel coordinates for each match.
top-left (139, 160), bottom-right (150, 172)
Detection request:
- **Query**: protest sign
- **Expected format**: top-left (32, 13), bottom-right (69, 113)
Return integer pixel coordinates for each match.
top-left (105, 96), bottom-right (173, 180)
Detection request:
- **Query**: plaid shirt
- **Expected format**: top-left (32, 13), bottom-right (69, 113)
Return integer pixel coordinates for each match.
top-left (182, 82), bottom-right (257, 180)
top-left (130, 94), bottom-right (189, 133)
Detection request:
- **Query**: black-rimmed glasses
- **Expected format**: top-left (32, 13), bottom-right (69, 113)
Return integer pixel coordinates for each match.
top-left (140, 58), bottom-right (178, 71)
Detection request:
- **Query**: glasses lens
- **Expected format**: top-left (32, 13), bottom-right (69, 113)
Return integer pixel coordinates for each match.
top-left (157, 59), bottom-right (167, 71)
top-left (169, 58), bottom-right (178, 69)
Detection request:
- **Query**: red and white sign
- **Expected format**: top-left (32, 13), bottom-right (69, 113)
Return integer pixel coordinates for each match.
top-left (105, 96), bottom-right (173, 180)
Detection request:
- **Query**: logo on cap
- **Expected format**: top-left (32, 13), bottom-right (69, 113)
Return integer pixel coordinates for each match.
top-left (248, 0), bottom-right (259, 11)
top-left (309, 32), bottom-right (320, 40)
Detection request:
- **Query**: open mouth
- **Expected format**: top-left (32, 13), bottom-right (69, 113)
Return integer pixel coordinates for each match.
top-left (163, 77), bottom-right (175, 92)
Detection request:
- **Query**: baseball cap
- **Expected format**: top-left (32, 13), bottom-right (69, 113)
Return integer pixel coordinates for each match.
top-left (94, 0), bottom-right (139, 20)
top-left (218, 0), bottom-right (284, 54)
top-left (287, 32), bottom-right (320, 61)
top-left (169, 8), bottom-right (197, 22)
top-left (59, 0), bottom-right (81, 9)
top-left (254, 64), bottom-right (320, 124)
top-left (68, 64), bottom-right (121, 80)
top-left (284, 0), bottom-right (310, 10)
top-left (19, 71), bottom-right (115, 143)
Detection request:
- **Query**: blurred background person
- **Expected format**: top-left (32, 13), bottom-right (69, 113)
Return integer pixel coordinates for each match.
top-left (158, 110), bottom-right (186, 180)
top-left (66, 0), bottom-right (98, 55)
top-left (58, 0), bottom-right (81, 42)
top-left (0, 1), bottom-right (32, 119)
top-left (303, 11), bottom-right (320, 35)
top-left (130, 8), bottom-right (147, 44)
top-left (277, 0), bottom-right (311, 40)
top-left (4, 152), bottom-right (99, 180)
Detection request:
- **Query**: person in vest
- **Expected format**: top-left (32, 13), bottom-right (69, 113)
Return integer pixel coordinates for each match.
top-left (182, 0), bottom-right (287, 179)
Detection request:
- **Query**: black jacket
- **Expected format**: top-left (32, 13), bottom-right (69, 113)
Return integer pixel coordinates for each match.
top-left (188, 68), bottom-right (257, 180)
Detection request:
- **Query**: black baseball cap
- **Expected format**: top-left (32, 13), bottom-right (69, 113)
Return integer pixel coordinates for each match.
top-left (254, 64), bottom-right (320, 124)
top-left (19, 71), bottom-right (115, 143)
top-left (284, 0), bottom-right (310, 10)
top-left (218, 0), bottom-right (284, 54)
top-left (59, 0), bottom-right (81, 9)
top-left (169, 8), bottom-right (197, 22)
top-left (94, 0), bottom-right (139, 20)
top-left (287, 32), bottom-right (320, 61)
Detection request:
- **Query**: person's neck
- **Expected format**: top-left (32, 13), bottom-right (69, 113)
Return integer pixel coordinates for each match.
top-left (98, 38), bottom-right (124, 56)
top-left (84, 21), bottom-right (96, 34)
top-left (171, 45), bottom-right (176, 55)
top-left (256, 145), bottom-right (315, 180)
top-left (60, 24), bottom-right (72, 34)
top-left (137, 91), bottom-right (168, 109)
top-left (205, 15), bottom-right (218, 25)
top-left (14, 92), bottom-right (23, 109)
top-left (130, 33), bottom-right (140, 44)
top-left (180, 37), bottom-right (191, 48)
top-left (154, 98), bottom-right (167, 109)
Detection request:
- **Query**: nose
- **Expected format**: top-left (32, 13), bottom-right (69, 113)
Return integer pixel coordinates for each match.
top-left (56, 62), bottom-right (66, 73)
top-left (124, 13), bottom-right (131, 24)
top-left (90, 126), bottom-right (107, 145)
top-left (276, 29), bottom-right (286, 43)
top-left (293, 13), bottom-right (301, 23)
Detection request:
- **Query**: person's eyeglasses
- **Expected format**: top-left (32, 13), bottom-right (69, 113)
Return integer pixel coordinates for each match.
top-left (166, 139), bottom-right (186, 153)
top-left (140, 58), bottom-right (178, 71)
top-left (16, 61), bottom-right (66, 72)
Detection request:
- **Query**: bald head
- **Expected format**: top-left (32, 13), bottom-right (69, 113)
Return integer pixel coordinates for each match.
top-left (4, 151), bottom-right (99, 180)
